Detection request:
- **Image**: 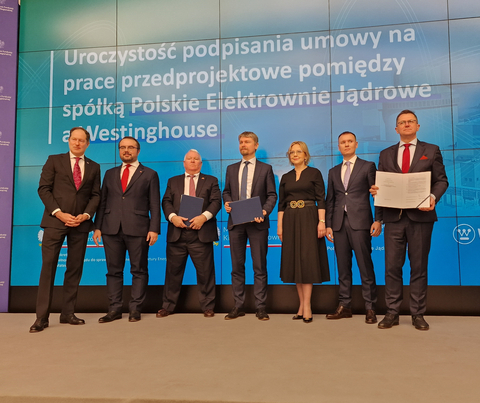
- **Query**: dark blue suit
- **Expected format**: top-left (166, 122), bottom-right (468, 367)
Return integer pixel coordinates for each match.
top-left (377, 140), bottom-right (448, 315)
top-left (95, 163), bottom-right (160, 312)
top-left (326, 157), bottom-right (378, 310)
top-left (223, 160), bottom-right (277, 309)
top-left (36, 152), bottom-right (101, 319)
top-left (161, 173), bottom-right (221, 312)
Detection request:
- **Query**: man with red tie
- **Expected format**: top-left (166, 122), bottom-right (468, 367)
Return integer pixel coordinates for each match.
top-left (157, 149), bottom-right (221, 318)
top-left (30, 127), bottom-right (101, 333)
top-left (371, 110), bottom-right (448, 330)
top-left (93, 136), bottom-right (160, 323)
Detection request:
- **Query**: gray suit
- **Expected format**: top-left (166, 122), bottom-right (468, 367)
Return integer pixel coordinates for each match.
top-left (326, 157), bottom-right (378, 310)
top-left (223, 160), bottom-right (277, 309)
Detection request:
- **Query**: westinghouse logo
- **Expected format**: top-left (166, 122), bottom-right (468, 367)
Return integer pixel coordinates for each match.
top-left (453, 224), bottom-right (475, 245)
top-left (0, 40), bottom-right (5, 49)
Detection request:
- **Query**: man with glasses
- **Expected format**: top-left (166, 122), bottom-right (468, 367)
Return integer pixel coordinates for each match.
top-left (157, 149), bottom-right (221, 318)
top-left (30, 127), bottom-right (101, 333)
top-left (93, 136), bottom-right (160, 323)
top-left (370, 110), bottom-right (448, 330)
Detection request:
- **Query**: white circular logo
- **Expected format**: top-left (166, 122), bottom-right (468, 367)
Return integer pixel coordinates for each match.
top-left (453, 224), bottom-right (475, 245)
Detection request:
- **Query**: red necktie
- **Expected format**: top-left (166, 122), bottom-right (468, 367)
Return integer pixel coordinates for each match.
top-left (73, 157), bottom-right (82, 190)
top-left (402, 144), bottom-right (411, 173)
top-left (188, 175), bottom-right (195, 196)
top-left (121, 164), bottom-right (131, 192)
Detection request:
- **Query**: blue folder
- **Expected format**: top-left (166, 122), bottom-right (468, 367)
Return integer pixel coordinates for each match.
top-left (179, 194), bottom-right (204, 226)
top-left (229, 196), bottom-right (263, 226)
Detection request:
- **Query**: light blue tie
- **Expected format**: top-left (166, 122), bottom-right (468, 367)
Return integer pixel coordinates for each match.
top-left (343, 161), bottom-right (351, 190)
top-left (240, 161), bottom-right (250, 200)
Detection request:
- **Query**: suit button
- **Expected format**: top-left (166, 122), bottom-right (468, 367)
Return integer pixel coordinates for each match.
top-left (345, 192), bottom-right (348, 195)
top-left (122, 197), bottom-right (125, 199)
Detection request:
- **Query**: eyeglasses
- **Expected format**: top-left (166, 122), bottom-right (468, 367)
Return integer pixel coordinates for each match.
top-left (397, 119), bottom-right (417, 126)
top-left (289, 150), bottom-right (304, 156)
top-left (119, 146), bottom-right (138, 151)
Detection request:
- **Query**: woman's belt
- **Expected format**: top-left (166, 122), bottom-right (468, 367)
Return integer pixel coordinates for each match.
top-left (288, 200), bottom-right (316, 209)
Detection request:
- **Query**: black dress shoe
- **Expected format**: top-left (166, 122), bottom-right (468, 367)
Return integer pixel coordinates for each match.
top-left (129, 311), bottom-right (141, 322)
top-left (224, 307), bottom-right (245, 320)
top-left (365, 309), bottom-right (377, 324)
top-left (378, 313), bottom-right (400, 329)
top-left (59, 314), bottom-right (85, 325)
top-left (292, 314), bottom-right (304, 320)
top-left (326, 305), bottom-right (352, 320)
top-left (256, 309), bottom-right (270, 321)
top-left (98, 311), bottom-right (122, 323)
top-left (29, 318), bottom-right (49, 333)
top-left (156, 308), bottom-right (173, 318)
top-left (203, 309), bottom-right (215, 318)
top-left (412, 315), bottom-right (429, 331)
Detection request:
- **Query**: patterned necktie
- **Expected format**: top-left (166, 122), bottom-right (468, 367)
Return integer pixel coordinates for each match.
top-left (73, 157), bottom-right (82, 190)
top-left (402, 144), bottom-right (411, 173)
top-left (188, 175), bottom-right (195, 196)
top-left (121, 164), bottom-right (131, 192)
top-left (343, 161), bottom-right (351, 190)
top-left (240, 161), bottom-right (250, 200)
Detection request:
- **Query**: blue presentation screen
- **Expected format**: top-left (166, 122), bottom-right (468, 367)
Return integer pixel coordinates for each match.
top-left (12, 0), bottom-right (480, 287)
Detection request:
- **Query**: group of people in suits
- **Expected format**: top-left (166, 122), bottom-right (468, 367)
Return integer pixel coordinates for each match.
top-left (29, 109), bottom-right (448, 333)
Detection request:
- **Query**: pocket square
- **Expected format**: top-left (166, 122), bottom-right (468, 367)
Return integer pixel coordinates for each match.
top-left (420, 155), bottom-right (428, 160)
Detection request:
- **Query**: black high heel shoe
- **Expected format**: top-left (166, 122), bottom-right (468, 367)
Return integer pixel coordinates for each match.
top-left (303, 317), bottom-right (313, 323)
top-left (292, 314), bottom-right (304, 320)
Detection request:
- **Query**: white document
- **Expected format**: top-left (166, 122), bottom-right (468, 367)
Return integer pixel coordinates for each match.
top-left (374, 171), bottom-right (431, 209)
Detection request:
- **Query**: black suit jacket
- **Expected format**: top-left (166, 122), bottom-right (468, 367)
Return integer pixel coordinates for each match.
top-left (162, 173), bottom-right (221, 243)
top-left (223, 160), bottom-right (277, 231)
top-left (38, 153), bottom-right (101, 232)
top-left (326, 157), bottom-right (377, 231)
top-left (95, 163), bottom-right (161, 236)
top-left (377, 140), bottom-right (448, 223)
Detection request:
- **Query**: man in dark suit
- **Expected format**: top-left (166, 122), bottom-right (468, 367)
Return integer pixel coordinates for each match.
top-left (156, 149), bottom-right (221, 318)
top-left (30, 127), bottom-right (101, 333)
top-left (93, 136), bottom-right (160, 323)
top-left (371, 110), bottom-right (448, 330)
top-left (325, 131), bottom-right (381, 324)
top-left (223, 131), bottom-right (277, 321)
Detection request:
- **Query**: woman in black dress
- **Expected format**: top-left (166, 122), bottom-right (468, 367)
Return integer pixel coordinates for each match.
top-left (277, 141), bottom-right (330, 323)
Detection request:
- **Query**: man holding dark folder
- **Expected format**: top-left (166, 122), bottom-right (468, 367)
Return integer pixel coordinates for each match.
top-left (157, 149), bottom-right (221, 318)
top-left (223, 131), bottom-right (277, 321)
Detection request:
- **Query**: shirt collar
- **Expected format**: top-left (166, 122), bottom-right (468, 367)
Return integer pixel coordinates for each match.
top-left (241, 157), bottom-right (256, 165)
top-left (343, 155), bottom-right (358, 165)
top-left (69, 151), bottom-right (84, 159)
top-left (122, 160), bottom-right (140, 169)
top-left (185, 172), bottom-right (200, 178)
top-left (400, 138), bottom-right (418, 147)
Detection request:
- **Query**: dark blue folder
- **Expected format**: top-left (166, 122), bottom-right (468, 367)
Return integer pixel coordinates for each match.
top-left (179, 194), bottom-right (204, 226)
top-left (229, 196), bottom-right (263, 226)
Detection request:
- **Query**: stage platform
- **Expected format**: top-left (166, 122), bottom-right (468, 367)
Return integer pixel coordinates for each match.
top-left (0, 313), bottom-right (479, 403)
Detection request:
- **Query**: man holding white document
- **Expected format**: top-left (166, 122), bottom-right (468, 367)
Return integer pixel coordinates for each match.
top-left (157, 149), bottom-right (221, 318)
top-left (370, 110), bottom-right (448, 330)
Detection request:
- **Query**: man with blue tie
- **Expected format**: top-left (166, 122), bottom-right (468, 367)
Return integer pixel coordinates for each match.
top-left (371, 110), bottom-right (448, 330)
top-left (223, 131), bottom-right (277, 320)
top-left (325, 132), bottom-right (381, 324)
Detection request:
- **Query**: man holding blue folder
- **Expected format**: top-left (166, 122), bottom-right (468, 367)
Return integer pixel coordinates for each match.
top-left (157, 149), bottom-right (221, 318)
top-left (223, 131), bottom-right (277, 321)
